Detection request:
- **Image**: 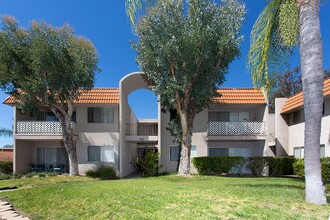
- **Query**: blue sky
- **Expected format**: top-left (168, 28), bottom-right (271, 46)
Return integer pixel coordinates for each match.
top-left (0, 1), bottom-right (329, 146)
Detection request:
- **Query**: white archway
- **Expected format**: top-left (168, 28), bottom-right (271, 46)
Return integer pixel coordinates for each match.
top-left (119, 72), bottom-right (161, 177)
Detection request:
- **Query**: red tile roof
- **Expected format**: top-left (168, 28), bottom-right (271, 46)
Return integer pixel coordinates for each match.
top-left (3, 88), bottom-right (266, 105)
top-left (281, 78), bottom-right (330, 114)
top-left (3, 88), bottom-right (119, 105)
top-left (213, 88), bottom-right (266, 104)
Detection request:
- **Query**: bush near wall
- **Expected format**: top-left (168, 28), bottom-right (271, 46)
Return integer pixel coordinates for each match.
top-left (293, 157), bottom-right (330, 180)
top-left (192, 156), bottom-right (297, 177)
top-left (247, 157), bottom-right (269, 176)
top-left (192, 156), bottom-right (243, 175)
top-left (0, 161), bottom-right (13, 174)
top-left (267, 156), bottom-right (297, 176)
top-left (86, 165), bottom-right (118, 180)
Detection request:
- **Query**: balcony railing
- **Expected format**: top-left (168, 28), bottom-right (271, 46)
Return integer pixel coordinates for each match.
top-left (207, 121), bottom-right (266, 136)
top-left (16, 121), bottom-right (75, 135)
top-left (126, 123), bottom-right (158, 136)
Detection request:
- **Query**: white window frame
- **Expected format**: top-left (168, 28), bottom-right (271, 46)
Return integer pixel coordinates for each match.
top-left (88, 145), bottom-right (115, 162)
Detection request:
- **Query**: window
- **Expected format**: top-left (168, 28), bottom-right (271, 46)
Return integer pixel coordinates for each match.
top-left (88, 146), bottom-right (114, 162)
top-left (37, 111), bottom-right (58, 122)
top-left (170, 145), bottom-right (180, 162)
top-left (320, 145), bottom-right (325, 158)
top-left (191, 146), bottom-right (197, 159)
top-left (169, 145), bottom-right (197, 162)
top-left (293, 111), bottom-right (301, 123)
top-left (294, 145), bottom-right (325, 158)
top-left (208, 111), bottom-right (249, 122)
top-left (37, 147), bottom-right (68, 166)
top-left (208, 147), bottom-right (249, 157)
top-left (88, 107), bottom-right (114, 123)
top-left (209, 148), bottom-right (229, 156)
top-left (294, 147), bottom-right (304, 158)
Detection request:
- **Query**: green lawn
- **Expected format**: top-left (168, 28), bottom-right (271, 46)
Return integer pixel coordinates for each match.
top-left (0, 175), bottom-right (329, 219)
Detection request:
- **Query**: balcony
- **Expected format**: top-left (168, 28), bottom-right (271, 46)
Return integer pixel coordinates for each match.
top-left (126, 123), bottom-right (158, 136)
top-left (207, 121), bottom-right (266, 136)
top-left (16, 121), bottom-right (76, 135)
top-left (125, 123), bottom-right (158, 143)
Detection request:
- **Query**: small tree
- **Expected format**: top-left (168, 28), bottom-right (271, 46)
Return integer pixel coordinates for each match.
top-left (0, 17), bottom-right (99, 175)
top-left (133, 0), bottom-right (245, 175)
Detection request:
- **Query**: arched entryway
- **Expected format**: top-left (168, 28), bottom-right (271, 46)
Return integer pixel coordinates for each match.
top-left (119, 72), bottom-right (160, 177)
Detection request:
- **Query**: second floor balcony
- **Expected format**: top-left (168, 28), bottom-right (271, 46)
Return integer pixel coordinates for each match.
top-left (126, 123), bottom-right (158, 136)
top-left (16, 121), bottom-right (76, 135)
top-left (207, 121), bottom-right (266, 136)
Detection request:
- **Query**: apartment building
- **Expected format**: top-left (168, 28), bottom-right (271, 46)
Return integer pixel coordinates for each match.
top-left (3, 72), bottom-right (274, 177)
top-left (273, 78), bottom-right (330, 158)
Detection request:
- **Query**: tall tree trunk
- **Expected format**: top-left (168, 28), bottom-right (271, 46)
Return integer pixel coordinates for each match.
top-left (299, 0), bottom-right (326, 204)
top-left (178, 111), bottom-right (194, 176)
top-left (62, 119), bottom-right (79, 176)
top-left (52, 105), bottom-right (79, 176)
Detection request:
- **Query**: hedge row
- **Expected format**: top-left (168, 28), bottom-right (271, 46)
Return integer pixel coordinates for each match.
top-left (192, 156), bottom-right (243, 175)
top-left (192, 156), bottom-right (297, 176)
top-left (293, 157), bottom-right (330, 180)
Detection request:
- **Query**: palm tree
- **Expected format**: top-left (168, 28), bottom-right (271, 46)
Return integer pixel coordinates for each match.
top-left (248, 0), bottom-right (326, 204)
top-left (0, 128), bottom-right (12, 137)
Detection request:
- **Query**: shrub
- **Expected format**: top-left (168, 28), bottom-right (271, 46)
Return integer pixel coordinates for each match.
top-left (268, 157), bottom-right (297, 176)
top-left (293, 158), bottom-right (304, 177)
top-left (0, 173), bottom-right (13, 180)
top-left (247, 157), bottom-right (269, 176)
top-left (0, 161), bottom-right (13, 174)
top-left (24, 172), bottom-right (39, 178)
top-left (86, 165), bottom-right (118, 180)
top-left (131, 150), bottom-right (163, 177)
top-left (38, 173), bottom-right (46, 177)
top-left (192, 156), bottom-right (244, 175)
top-left (46, 172), bottom-right (58, 177)
top-left (293, 157), bottom-right (330, 180)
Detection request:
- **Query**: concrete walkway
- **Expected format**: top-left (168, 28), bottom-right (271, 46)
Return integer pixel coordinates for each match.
top-left (0, 201), bottom-right (29, 220)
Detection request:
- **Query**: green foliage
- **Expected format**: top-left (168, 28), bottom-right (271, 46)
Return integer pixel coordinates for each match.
top-left (85, 165), bottom-right (118, 180)
top-left (267, 156), bottom-right (297, 176)
top-left (0, 16), bottom-right (99, 117)
top-left (293, 158), bottom-right (330, 180)
top-left (0, 161), bottom-right (13, 174)
top-left (247, 157), bottom-right (269, 176)
top-left (133, 0), bottom-right (245, 143)
top-left (0, 173), bottom-right (13, 180)
top-left (0, 128), bottom-right (12, 137)
top-left (279, 0), bottom-right (299, 47)
top-left (247, 0), bottom-right (293, 89)
top-left (24, 172), bottom-right (39, 178)
top-left (131, 150), bottom-right (163, 177)
top-left (293, 158), bottom-right (305, 178)
top-left (192, 156), bottom-right (244, 175)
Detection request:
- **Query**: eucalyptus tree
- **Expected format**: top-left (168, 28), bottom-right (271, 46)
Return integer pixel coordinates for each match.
top-left (247, 0), bottom-right (326, 204)
top-left (132, 0), bottom-right (245, 175)
top-left (0, 17), bottom-right (99, 175)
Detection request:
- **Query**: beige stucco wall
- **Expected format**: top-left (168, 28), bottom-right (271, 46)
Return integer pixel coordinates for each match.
top-left (160, 103), bottom-right (269, 173)
top-left (276, 97), bottom-right (330, 157)
top-left (267, 113), bottom-right (275, 145)
top-left (274, 98), bottom-right (289, 156)
top-left (287, 110), bottom-right (330, 156)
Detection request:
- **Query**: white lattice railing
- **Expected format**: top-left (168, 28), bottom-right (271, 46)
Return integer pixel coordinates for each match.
top-left (207, 121), bottom-right (266, 136)
top-left (16, 121), bottom-right (76, 135)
